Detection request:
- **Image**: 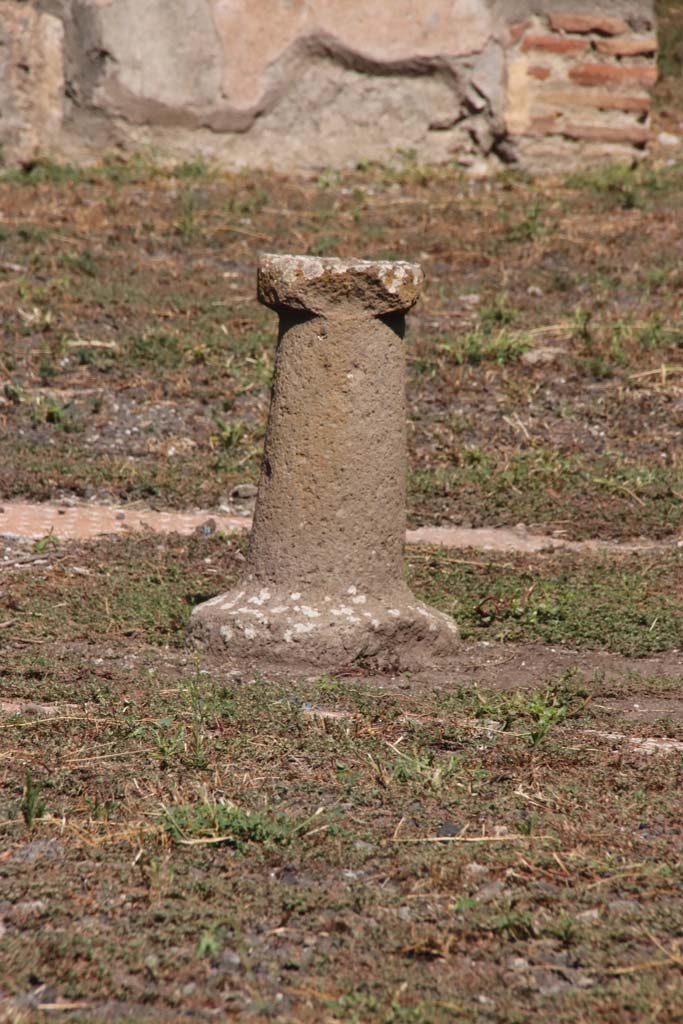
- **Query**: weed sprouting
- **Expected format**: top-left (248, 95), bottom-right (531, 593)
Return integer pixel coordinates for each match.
top-left (184, 672), bottom-right (213, 769)
top-left (212, 415), bottom-right (246, 452)
top-left (479, 297), bottom-right (517, 331)
top-left (31, 397), bottom-right (80, 432)
top-left (570, 309), bottom-right (683, 377)
top-left (505, 199), bottom-right (546, 241)
top-left (488, 909), bottom-right (536, 941)
top-left (565, 162), bottom-right (669, 210)
top-left (162, 799), bottom-right (298, 851)
top-left (545, 911), bottom-right (579, 946)
top-left (129, 672), bottom-right (229, 770)
top-left (131, 330), bottom-right (184, 367)
top-left (574, 307), bottom-right (593, 343)
top-left (472, 684), bottom-right (580, 747)
top-left (2, 155), bottom-right (214, 188)
top-left (316, 167), bottom-right (341, 190)
top-left (474, 583), bottom-right (559, 632)
top-left (227, 186), bottom-right (269, 215)
top-left (3, 160), bottom-right (83, 185)
top-left (33, 528), bottom-right (59, 554)
top-left (526, 698), bottom-right (570, 747)
top-left (173, 158), bottom-right (210, 180)
top-left (437, 328), bottom-right (530, 366)
top-left (144, 717), bottom-right (187, 767)
top-left (175, 190), bottom-right (199, 242)
top-left (370, 746), bottom-right (463, 792)
top-left (57, 249), bottom-right (98, 277)
top-left (20, 770), bottom-right (46, 828)
top-left (310, 234), bottom-right (340, 256)
top-left (196, 926), bottom-right (224, 960)
top-left (17, 224), bottom-right (49, 242)
top-left (3, 382), bottom-right (23, 404)
top-left (86, 796), bottom-right (118, 822)
top-left (517, 813), bottom-right (539, 836)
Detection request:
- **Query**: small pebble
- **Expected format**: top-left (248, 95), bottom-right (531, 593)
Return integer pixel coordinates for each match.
top-left (475, 879), bottom-right (505, 903)
top-left (464, 861), bottom-right (488, 878)
top-left (436, 821), bottom-right (463, 837)
top-left (231, 484), bottom-right (258, 500)
top-left (219, 949), bottom-right (242, 970)
top-left (658, 131), bottom-right (681, 148)
top-left (507, 956), bottom-right (530, 971)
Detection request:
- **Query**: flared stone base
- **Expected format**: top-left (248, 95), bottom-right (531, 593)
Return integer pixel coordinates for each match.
top-left (189, 580), bottom-right (459, 672)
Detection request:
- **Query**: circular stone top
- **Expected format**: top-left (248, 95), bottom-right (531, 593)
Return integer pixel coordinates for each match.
top-left (257, 253), bottom-right (424, 316)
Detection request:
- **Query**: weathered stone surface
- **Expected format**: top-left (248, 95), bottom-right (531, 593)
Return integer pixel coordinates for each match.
top-left (47, 0), bottom-right (502, 170)
top-left (0, 2), bottom-right (64, 166)
top-left (511, 133), bottom-right (643, 173)
top-left (87, 0), bottom-right (224, 123)
top-left (205, 63), bottom-right (481, 170)
top-left (257, 254), bottom-right (424, 317)
top-left (562, 122), bottom-right (650, 144)
top-left (190, 255), bottom-right (459, 672)
top-left (210, 0), bottom-right (493, 111)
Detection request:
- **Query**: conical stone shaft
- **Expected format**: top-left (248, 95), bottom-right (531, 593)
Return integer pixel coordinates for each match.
top-left (190, 254), bottom-right (458, 671)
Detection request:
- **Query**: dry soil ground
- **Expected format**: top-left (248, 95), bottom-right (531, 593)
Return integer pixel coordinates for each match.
top-left (1, 54), bottom-right (683, 1024)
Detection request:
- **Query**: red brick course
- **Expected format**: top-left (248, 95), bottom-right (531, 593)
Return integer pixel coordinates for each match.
top-left (595, 35), bottom-right (657, 57)
top-left (569, 63), bottom-right (658, 88)
top-left (542, 89), bottom-right (651, 114)
top-left (521, 34), bottom-right (589, 55)
top-left (548, 13), bottom-right (630, 35)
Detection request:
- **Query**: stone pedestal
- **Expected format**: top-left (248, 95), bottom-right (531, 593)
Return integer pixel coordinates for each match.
top-left (190, 254), bottom-right (459, 671)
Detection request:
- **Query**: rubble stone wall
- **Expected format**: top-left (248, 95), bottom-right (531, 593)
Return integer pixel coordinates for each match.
top-left (0, 0), bottom-right (658, 173)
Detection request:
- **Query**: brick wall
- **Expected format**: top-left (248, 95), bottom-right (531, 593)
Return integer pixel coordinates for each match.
top-left (506, 10), bottom-right (658, 170)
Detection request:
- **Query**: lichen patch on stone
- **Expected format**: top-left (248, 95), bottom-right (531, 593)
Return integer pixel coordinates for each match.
top-left (293, 622), bottom-right (315, 635)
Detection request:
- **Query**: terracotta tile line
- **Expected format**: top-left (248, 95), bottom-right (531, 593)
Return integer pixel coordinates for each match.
top-left (0, 500), bottom-right (680, 556)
